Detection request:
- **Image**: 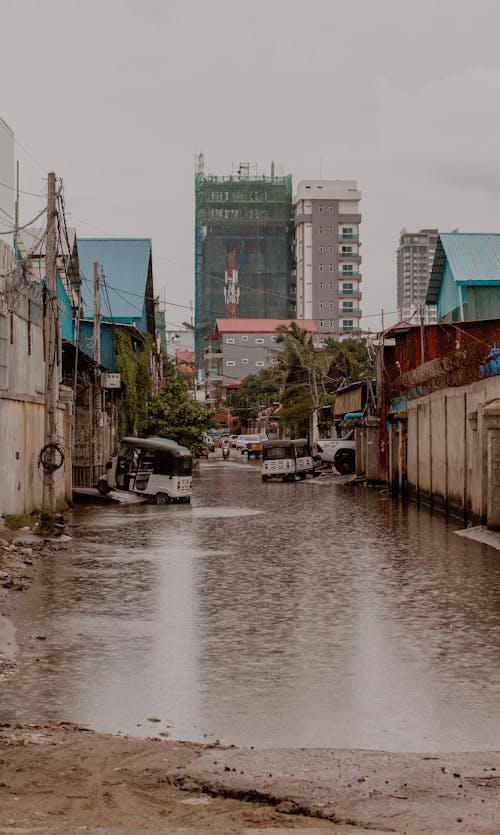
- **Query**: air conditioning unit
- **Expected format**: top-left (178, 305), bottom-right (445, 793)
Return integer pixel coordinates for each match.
top-left (100, 372), bottom-right (121, 389)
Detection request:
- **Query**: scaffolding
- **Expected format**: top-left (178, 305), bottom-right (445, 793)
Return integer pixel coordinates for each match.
top-left (194, 163), bottom-right (294, 367)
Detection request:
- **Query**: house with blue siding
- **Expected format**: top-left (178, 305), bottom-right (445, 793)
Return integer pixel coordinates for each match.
top-left (77, 238), bottom-right (155, 347)
top-left (426, 233), bottom-right (500, 322)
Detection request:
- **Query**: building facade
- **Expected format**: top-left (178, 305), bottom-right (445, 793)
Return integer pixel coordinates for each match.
top-left (426, 232), bottom-right (500, 323)
top-left (293, 180), bottom-right (362, 338)
top-left (397, 228), bottom-right (438, 322)
top-left (194, 160), bottom-right (294, 369)
top-left (203, 318), bottom-right (317, 403)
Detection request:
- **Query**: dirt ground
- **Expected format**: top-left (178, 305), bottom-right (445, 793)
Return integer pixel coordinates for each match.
top-left (0, 723), bottom-right (336, 830)
top-left (1, 525), bottom-right (499, 832)
top-left (0, 530), bottom-right (335, 830)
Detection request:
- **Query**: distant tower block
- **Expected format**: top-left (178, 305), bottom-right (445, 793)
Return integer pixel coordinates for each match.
top-left (224, 248), bottom-right (240, 318)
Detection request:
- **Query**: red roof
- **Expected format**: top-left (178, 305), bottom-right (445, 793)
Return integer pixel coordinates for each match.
top-left (215, 318), bottom-right (317, 335)
top-left (175, 351), bottom-right (195, 364)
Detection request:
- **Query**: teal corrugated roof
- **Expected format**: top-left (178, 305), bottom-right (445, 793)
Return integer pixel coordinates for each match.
top-left (427, 233), bottom-right (500, 304)
top-left (77, 238), bottom-right (152, 326)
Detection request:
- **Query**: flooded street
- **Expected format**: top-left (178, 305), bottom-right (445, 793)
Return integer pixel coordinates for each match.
top-left (1, 458), bottom-right (500, 753)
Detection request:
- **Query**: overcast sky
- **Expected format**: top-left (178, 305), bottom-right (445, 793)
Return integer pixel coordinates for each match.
top-left (2, 0), bottom-right (500, 332)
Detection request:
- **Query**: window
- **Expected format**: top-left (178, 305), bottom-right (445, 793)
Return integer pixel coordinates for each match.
top-left (319, 264), bottom-right (324, 272)
top-left (328, 227), bottom-right (333, 235)
top-left (226, 360), bottom-right (235, 366)
top-left (319, 302), bottom-right (323, 310)
top-left (242, 335), bottom-right (248, 341)
top-left (329, 301), bottom-right (334, 309)
top-left (256, 360), bottom-right (264, 367)
top-left (342, 282), bottom-right (353, 291)
top-left (226, 337), bottom-right (235, 344)
top-left (270, 335), bottom-right (277, 342)
top-left (319, 320), bottom-right (324, 327)
top-left (341, 246), bottom-right (353, 254)
top-left (342, 320), bottom-right (354, 330)
top-left (319, 246), bottom-right (323, 253)
top-left (329, 205), bottom-right (334, 213)
top-left (319, 226), bottom-right (324, 235)
top-left (329, 264), bottom-right (333, 272)
top-left (342, 264), bottom-right (354, 274)
top-left (342, 302), bottom-right (354, 312)
top-left (242, 358), bottom-right (248, 364)
top-left (255, 337), bottom-right (264, 344)
top-left (319, 282), bottom-right (324, 290)
top-left (329, 320), bottom-right (334, 327)
top-left (329, 245), bottom-right (333, 253)
top-left (329, 282), bottom-right (333, 290)
top-left (319, 204), bottom-right (324, 213)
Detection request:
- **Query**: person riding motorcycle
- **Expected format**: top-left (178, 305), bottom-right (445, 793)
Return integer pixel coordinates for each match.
top-left (221, 439), bottom-right (230, 460)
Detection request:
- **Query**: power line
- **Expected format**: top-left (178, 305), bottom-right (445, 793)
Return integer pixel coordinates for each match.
top-left (0, 178), bottom-right (44, 198)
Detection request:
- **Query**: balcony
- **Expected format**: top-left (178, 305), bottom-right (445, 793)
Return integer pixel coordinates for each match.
top-left (340, 325), bottom-right (362, 334)
top-left (339, 308), bottom-right (360, 317)
top-left (205, 366), bottom-right (223, 380)
top-left (339, 270), bottom-right (360, 277)
top-left (204, 347), bottom-right (222, 359)
top-left (338, 233), bottom-right (359, 241)
top-left (338, 250), bottom-right (360, 259)
top-left (338, 288), bottom-right (361, 297)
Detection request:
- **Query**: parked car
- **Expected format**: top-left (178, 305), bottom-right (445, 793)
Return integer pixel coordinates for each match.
top-left (236, 433), bottom-right (265, 454)
top-left (315, 431), bottom-right (356, 474)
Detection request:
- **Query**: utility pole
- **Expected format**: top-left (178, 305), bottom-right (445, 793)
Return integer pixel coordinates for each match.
top-left (419, 304), bottom-right (426, 364)
top-left (42, 172), bottom-right (58, 509)
top-left (14, 161), bottom-right (19, 249)
top-left (93, 261), bottom-right (101, 366)
top-left (93, 262), bottom-right (102, 482)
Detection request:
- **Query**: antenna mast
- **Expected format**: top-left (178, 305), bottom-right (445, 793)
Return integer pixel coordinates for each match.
top-left (224, 249), bottom-right (240, 318)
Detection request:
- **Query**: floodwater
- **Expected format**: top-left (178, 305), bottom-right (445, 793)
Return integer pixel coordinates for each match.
top-left (1, 457), bottom-right (500, 752)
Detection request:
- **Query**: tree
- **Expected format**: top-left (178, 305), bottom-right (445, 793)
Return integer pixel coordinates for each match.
top-left (229, 371), bottom-right (279, 430)
top-left (115, 329), bottom-right (152, 437)
top-left (273, 325), bottom-right (372, 436)
top-left (146, 377), bottom-right (214, 458)
top-left (322, 338), bottom-right (371, 390)
top-left (274, 323), bottom-right (321, 436)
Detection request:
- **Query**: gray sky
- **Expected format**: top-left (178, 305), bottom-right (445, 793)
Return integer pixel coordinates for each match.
top-left (2, 0), bottom-right (500, 332)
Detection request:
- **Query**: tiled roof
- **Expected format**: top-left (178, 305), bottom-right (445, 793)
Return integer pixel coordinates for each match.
top-left (215, 318), bottom-right (317, 334)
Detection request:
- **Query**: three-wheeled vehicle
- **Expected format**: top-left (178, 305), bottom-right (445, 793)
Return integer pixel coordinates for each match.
top-left (290, 438), bottom-right (315, 479)
top-left (97, 437), bottom-right (192, 504)
top-left (262, 438), bottom-right (317, 481)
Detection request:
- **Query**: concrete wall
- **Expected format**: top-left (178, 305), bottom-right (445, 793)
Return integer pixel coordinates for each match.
top-left (393, 376), bottom-right (500, 524)
top-left (0, 296), bottom-right (72, 514)
top-left (0, 395), bottom-right (71, 515)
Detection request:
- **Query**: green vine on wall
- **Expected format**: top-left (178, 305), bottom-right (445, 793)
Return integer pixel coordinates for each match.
top-left (114, 328), bottom-right (152, 437)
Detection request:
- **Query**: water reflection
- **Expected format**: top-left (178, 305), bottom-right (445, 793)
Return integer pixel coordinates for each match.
top-left (0, 460), bottom-right (499, 751)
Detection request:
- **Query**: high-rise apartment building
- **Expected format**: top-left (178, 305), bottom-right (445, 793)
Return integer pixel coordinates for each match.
top-left (293, 180), bottom-right (362, 338)
top-left (397, 228), bottom-right (438, 322)
top-left (194, 159), bottom-right (294, 369)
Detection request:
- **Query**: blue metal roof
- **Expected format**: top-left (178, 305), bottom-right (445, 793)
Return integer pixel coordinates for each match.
top-left (427, 233), bottom-right (500, 303)
top-left (77, 238), bottom-right (152, 328)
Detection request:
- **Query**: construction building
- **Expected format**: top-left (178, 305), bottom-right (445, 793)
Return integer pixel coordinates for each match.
top-left (293, 180), bottom-right (362, 338)
top-left (194, 158), bottom-right (294, 370)
top-left (397, 228), bottom-right (438, 322)
top-left (203, 318), bottom-right (318, 405)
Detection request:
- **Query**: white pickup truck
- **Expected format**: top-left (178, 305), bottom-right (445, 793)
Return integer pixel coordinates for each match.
top-left (315, 431), bottom-right (356, 474)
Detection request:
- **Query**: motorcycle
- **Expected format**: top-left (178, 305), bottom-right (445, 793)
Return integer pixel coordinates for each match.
top-left (222, 444), bottom-right (230, 460)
